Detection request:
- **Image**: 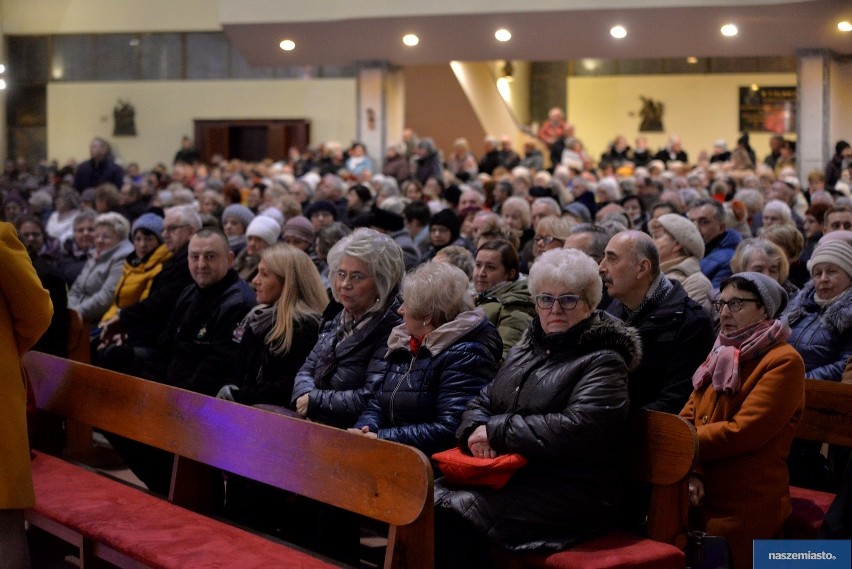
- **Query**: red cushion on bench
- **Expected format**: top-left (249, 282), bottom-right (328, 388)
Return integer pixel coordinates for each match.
top-left (524, 530), bottom-right (685, 569)
top-left (786, 485), bottom-right (836, 538)
top-left (30, 452), bottom-right (335, 569)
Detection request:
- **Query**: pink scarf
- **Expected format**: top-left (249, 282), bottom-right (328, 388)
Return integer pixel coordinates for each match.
top-left (692, 319), bottom-right (791, 394)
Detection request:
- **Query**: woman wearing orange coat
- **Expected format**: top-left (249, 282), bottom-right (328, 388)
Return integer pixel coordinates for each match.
top-left (0, 221), bottom-right (53, 568)
top-left (681, 271), bottom-right (805, 569)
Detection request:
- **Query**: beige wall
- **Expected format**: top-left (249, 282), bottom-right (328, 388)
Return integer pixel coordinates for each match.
top-left (0, 0), bottom-right (220, 33)
top-left (567, 72), bottom-right (797, 164)
top-left (47, 79), bottom-right (357, 168)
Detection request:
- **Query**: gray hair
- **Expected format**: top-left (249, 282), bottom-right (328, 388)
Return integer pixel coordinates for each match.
top-left (73, 209), bottom-right (98, 227)
top-left (327, 227), bottom-right (405, 309)
top-left (763, 199), bottom-right (793, 224)
top-left (401, 262), bottom-right (473, 326)
top-left (502, 196), bottom-right (532, 227)
top-left (95, 211), bottom-right (130, 241)
top-left (568, 223), bottom-right (611, 262)
top-left (529, 247), bottom-right (603, 309)
top-left (532, 197), bottom-right (561, 217)
top-left (380, 196), bottom-right (409, 215)
top-left (168, 205), bottom-right (203, 231)
top-left (432, 245), bottom-right (475, 280)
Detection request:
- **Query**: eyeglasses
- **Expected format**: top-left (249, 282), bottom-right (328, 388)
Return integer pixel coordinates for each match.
top-left (162, 224), bottom-right (189, 234)
top-left (336, 270), bottom-right (371, 284)
top-left (711, 297), bottom-right (761, 313)
top-left (535, 294), bottom-right (580, 311)
top-left (533, 235), bottom-right (565, 247)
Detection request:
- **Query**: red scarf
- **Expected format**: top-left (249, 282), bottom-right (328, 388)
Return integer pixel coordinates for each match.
top-left (692, 319), bottom-right (790, 394)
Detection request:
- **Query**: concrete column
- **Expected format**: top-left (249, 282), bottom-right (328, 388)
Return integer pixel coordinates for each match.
top-left (356, 64), bottom-right (387, 173)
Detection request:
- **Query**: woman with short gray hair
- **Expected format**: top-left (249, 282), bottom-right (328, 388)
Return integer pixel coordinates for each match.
top-left (350, 262), bottom-right (502, 455)
top-left (292, 228), bottom-right (405, 428)
top-left (435, 247), bottom-right (638, 565)
top-left (68, 212), bottom-right (134, 325)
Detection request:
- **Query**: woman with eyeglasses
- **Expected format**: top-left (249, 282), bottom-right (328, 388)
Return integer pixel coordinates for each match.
top-left (473, 239), bottom-right (536, 363)
top-left (291, 228), bottom-right (404, 428)
top-left (532, 215), bottom-right (572, 260)
top-left (435, 248), bottom-right (637, 568)
top-left (681, 272), bottom-right (805, 569)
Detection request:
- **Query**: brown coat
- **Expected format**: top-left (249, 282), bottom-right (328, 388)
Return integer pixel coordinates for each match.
top-left (0, 222), bottom-right (53, 509)
top-left (680, 342), bottom-right (805, 569)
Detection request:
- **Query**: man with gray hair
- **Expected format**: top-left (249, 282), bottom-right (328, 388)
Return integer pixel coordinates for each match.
top-left (688, 198), bottom-right (742, 287)
top-left (599, 230), bottom-right (714, 413)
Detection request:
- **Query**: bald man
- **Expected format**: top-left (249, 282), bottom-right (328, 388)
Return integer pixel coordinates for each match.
top-left (599, 231), bottom-right (714, 413)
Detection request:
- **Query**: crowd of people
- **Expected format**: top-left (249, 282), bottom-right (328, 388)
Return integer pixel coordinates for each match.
top-left (2, 119), bottom-right (852, 568)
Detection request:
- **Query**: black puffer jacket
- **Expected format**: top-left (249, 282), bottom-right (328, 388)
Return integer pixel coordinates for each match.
top-left (434, 311), bottom-right (638, 552)
top-left (291, 300), bottom-right (402, 428)
top-left (354, 310), bottom-right (502, 456)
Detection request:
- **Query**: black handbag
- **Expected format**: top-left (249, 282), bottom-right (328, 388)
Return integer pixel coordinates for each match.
top-left (685, 531), bottom-right (733, 569)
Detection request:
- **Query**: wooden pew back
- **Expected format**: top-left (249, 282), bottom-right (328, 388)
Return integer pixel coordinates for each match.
top-left (24, 351), bottom-right (434, 569)
top-left (796, 379), bottom-right (852, 447)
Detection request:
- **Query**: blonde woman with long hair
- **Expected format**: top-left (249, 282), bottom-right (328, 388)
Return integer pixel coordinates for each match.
top-left (216, 244), bottom-right (328, 406)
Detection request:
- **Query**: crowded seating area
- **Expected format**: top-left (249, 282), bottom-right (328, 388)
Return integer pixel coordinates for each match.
top-left (3, 123), bottom-right (852, 568)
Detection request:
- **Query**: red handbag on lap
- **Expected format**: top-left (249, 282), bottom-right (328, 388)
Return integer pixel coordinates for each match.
top-left (432, 447), bottom-right (527, 489)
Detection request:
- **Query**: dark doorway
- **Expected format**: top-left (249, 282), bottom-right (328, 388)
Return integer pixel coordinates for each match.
top-left (229, 126), bottom-right (268, 162)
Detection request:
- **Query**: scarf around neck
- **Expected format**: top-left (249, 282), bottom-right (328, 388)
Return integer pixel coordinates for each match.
top-left (692, 319), bottom-right (790, 394)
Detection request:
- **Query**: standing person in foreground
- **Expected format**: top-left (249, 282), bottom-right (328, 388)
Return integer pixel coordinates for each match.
top-left (0, 221), bottom-right (53, 569)
top-left (435, 248), bottom-right (636, 568)
top-left (682, 272), bottom-right (805, 569)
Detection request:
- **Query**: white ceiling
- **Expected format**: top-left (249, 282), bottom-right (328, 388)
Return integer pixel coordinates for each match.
top-left (223, 0), bottom-right (852, 67)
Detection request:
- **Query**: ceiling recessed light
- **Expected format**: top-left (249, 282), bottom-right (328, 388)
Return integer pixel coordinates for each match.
top-left (402, 34), bottom-right (419, 47)
top-left (610, 25), bottom-right (627, 39)
top-left (839, 21), bottom-right (852, 32)
top-left (686, 56), bottom-right (698, 64)
top-left (0, 79), bottom-right (6, 90)
top-left (721, 23), bottom-right (738, 37)
top-left (495, 28), bottom-right (512, 42)
top-left (279, 39), bottom-right (296, 51)
top-left (0, 64), bottom-right (6, 73)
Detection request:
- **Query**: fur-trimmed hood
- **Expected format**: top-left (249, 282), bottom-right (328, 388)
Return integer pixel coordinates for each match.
top-left (784, 281), bottom-right (852, 335)
top-left (523, 310), bottom-right (643, 372)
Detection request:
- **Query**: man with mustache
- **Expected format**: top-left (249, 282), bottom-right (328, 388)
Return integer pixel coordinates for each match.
top-left (599, 230), bottom-right (714, 413)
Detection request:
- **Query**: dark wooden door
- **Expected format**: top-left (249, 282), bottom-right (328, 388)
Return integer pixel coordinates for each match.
top-left (194, 119), bottom-right (310, 163)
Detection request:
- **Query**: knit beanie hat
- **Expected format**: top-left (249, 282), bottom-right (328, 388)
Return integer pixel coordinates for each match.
top-left (562, 202), bottom-right (591, 224)
top-left (369, 207), bottom-right (404, 232)
top-left (222, 204), bottom-right (255, 229)
top-left (304, 200), bottom-right (338, 221)
top-left (258, 206), bottom-right (284, 227)
top-left (131, 213), bottom-right (164, 243)
top-left (282, 215), bottom-right (315, 244)
top-left (430, 208), bottom-right (460, 242)
top-left (725, 271), bottom-right (788, 319)
top-left (807, 240), bottom-right (852, 279)
top-left (655, 213), bottom-right (705, 259)
top-left (246, 215), bottom-right (281, 246)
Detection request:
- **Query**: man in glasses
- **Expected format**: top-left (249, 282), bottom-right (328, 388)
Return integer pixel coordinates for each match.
top-left (599, 230), bottom-right (714, 413)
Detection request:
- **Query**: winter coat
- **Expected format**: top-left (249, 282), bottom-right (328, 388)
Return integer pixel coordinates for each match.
top-left (291, 299), bottom-right (402, 428)
top-left (354, 310), bottom-right (502, 456)
top-left (100, 243), bottom-right (171, 324)
top-left (606, 278), bottom-right (715, 413)
top-left (414, 151), bottom-right (443, 185)
top-left (0, 222), bottom-right (52, 508)
top-left (434, 312), bottom-right (637, 552)
top-left (661, 256), bottom-right (713, 315)
top-left (382, 153), bottom-right (411, 186)
top-left (391, 229), bottom-right (421, 271)
top-left (56, 238), bottom-right (90, 286)
top-left (229, 305), bottom-right (321, 407)
top-left (475, 279), bottom-right (536, 362)
top-left (233, 249), bottom-right (260, 284)
top-left (681, 342), bottom-right (805, 569)
top-left (158, 269), bottom-right (256, 396)
top-left (699, 229), bottom-right (742, 288)
top-left (783, 283), bottom-right (852, 380)
top-left (118, 243), bottom-right (193, 347)
top-left (68, 239), bottom-right (134, 324)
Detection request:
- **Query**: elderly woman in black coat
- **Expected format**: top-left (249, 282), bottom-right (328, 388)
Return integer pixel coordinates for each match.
top-left (291, 228), bottom-right (405, 428)
top-left (434, 247), bottom-right (638, 568)
top-left (350, 261), bottom-right (502, 456)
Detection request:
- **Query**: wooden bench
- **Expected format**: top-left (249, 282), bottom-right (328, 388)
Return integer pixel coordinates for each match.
top-left (23, 351), bottom-right (434, 568)
top-left (785, 378), bottom-right (852, 538)
top-left (512, 410), bottom-right (698, 569)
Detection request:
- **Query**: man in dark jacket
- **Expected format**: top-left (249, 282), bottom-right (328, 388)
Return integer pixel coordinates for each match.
top-left (688, 198), bottom-right (742, 288)
top-left (73, 137), bottom-right (124, 192)
top-left (156, 228), bottom-right (256, 395)
top-left (600, 231), bottom-right (714, 413)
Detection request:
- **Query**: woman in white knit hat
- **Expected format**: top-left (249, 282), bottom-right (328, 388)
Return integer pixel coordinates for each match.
top-left (649, 213), bottom-right (713, 314)
top-left (233, 215), bottom-right (281, 285)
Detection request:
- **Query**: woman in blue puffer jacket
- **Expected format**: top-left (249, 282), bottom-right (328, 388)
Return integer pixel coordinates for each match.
top-left (351, 261), bottom-right (502, 456)
top-left (783, 239), bottom-right (852, 380)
